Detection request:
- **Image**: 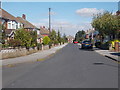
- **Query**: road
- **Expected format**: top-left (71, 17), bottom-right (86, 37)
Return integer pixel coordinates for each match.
top-left (2, 43), bottom-right (119, 88)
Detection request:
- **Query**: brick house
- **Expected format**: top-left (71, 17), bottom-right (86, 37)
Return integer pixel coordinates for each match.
top-left (39, 26), bottom-right (50, 43)
top-left (40, 26), bottom-right (50, 37)
top-left (16, 14), bottom-right (42, 43)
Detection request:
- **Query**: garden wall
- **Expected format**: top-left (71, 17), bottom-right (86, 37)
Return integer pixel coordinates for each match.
top-left (1, 45), bottom-right (50, 59)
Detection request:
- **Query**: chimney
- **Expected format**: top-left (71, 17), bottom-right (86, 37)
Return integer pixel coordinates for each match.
top-left (22, 14), bottom-right (26, 20)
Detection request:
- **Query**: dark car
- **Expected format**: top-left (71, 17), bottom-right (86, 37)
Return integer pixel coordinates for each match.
top-left (81, 40), bottom-right (93, 49)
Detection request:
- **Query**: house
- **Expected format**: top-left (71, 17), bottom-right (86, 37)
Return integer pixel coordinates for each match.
top-left (67, 35), bottom-right (74, 43)
top-left (39, 26), bottom-right (50, 43)
top-left (16, 14), bottom-right (42, 43)
top-left (40, 26), bottom-right (50, 37)
top-left (0, 8), bottom-right (41, 44)
top-left (16, 14), bottom-right (37, 31)
top-left (0, 8), bottom-right (24, 41)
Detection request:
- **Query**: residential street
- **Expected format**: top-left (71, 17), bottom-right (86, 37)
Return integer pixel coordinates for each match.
top-left (2, 43), bottom-right (119, 88)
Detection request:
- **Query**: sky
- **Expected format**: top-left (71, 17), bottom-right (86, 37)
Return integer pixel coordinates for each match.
top-left (2, 1), bottom-right (119, 36)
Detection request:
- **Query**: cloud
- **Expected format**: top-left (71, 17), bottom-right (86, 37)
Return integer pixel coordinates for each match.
top-left (50, 11), bottom-right (57, 15)
top-left (76, 8), bottom-right (105, 17)
top-left (51, 20), bottom-right (92, 36)
top-left (32, 22), bottom-right (48, 28)
top-left (32, 19), bottom-right (92, 37)
top-left (40, 18), bottom-right (49, 22)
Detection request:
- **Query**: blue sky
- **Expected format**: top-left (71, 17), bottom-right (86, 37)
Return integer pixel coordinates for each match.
top-left (2, 2), bottom-right (119, 36)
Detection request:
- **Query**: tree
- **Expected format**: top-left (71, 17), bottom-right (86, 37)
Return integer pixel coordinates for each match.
top-left (92, 12), bottom-right (119, 41)
top-left (14, 28), bottom-right (32, 49)
top-left (30, 30), bottom-right (37, 48)
top-left (75, 30), bottom-right (85, 42)
top-left (57, 30), bottom-right (62, 45)
top-left (49, 30), bottom-right (57, 45)
top-left (63, 33), bottom-right (68, 43)
top-left (0, 24), bottom-right (6, 44)
top-left (43, 36), bottom-right (51, 45)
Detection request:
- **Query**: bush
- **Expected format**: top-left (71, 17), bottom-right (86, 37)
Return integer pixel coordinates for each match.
top-left (8, 39), bottom-right (21, 48)
top-left (100, 42), bottom-right (110, 50)
top-left (95, 42), bottom-right (101, 48)
top-left (48, 41), bottom-right (52, 49)
top-left (2, 44), bottom-right (9, 48)
top-left (37, 43), bottom-right (42, 50)
top-left (54, 40), bottom-right (59, 45)
top-left (43, 36), bottom-right (51, 45)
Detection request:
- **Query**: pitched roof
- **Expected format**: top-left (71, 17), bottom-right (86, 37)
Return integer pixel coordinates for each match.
top-left (0, 8), bottom-right (18, 21)
top-left (16, 17), bottom-right (36, 29)
top-left (40, 27), bottom-right (49, 35)
top-left (0, 8), bottom-right (36, 29)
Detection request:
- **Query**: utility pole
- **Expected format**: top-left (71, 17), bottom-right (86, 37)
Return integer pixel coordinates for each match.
top-left (0, 1), bottom-right (1, 8)
top-left (49, 8), bottom-right (51, 32)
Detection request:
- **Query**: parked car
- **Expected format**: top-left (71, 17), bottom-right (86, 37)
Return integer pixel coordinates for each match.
top-left (81, 40), bottom-right (93, 49)
top-left (73, 41), bottom-right (78, 44)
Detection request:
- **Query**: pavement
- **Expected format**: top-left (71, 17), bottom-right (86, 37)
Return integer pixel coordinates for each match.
top-left (2, 43), bottom-right (118, 88)
top-left (0, 43), bottom-right (68, 66)
top-left (94, 48), bottom-right (120, 62)
top-left (77, 43), bottom-right (119, 62)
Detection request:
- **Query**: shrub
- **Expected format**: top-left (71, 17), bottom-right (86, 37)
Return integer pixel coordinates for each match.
top-left (100, 42), bottom-right (110, 50)
top-left (8, 39), bottom-right (21, 48)
top-left (37, 43), bottom-right (42, 50)
top-left (43, 36), bottom-right (51, 45)
top-left (95, 42), bottom-right (101, 48)
top-left (54, 40), bottom-right (59, 45)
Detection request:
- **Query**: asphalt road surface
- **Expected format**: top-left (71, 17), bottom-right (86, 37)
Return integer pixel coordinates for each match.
top-left (2, 43), bottom-right (119, 88)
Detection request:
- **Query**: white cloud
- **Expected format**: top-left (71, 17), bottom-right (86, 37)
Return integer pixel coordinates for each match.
top-left (49, 11), bottom-right (57, 15)
top-left (32, 22), bottom-right (48, 28)
top-left (76, 8), bottom-right (105, 17)
top-left (40, 18), bottom-right (49, 22)
top-left (32, 19), bottom-right (92, 37)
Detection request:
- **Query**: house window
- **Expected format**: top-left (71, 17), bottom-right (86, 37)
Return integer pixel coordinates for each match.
top-left (16, 24), bottom-right (18, 29)
top-left (8, 23), bottom-right (11, 29)
top-left (12, 24), bottom-right (14, 29)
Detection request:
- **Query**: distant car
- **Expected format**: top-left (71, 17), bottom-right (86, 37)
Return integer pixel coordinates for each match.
top-left (81, 40), bottom-right (93, 49)
top-left (73, 41), bottom-right (78, 44)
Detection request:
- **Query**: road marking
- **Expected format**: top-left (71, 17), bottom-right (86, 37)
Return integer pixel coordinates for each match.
top-left (36, 58), bottom-right (45, 62)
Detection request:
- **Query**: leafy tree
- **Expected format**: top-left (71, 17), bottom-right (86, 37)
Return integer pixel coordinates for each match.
top-left (75, 30), bottom-right (85, 42)
top-left (49, 30), bottom-right (57, 45)
top-left (0, 24), bottom-right (6, 44)
top-left (92, 12), bottom-right (119, 41)
top-left (43, 36), bottom-right (51, 45)
top-left (14, 28), bottom-right (32, 49)
top-left (57, 30), bottom-right (62, 45)
top-left (63, 33), bottom-right (68, 43)
top-left (30, 30), bottom-right (37, 48)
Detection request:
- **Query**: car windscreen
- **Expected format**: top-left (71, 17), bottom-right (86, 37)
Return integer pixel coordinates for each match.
top-left (82, 41), bottom-right (91, 43)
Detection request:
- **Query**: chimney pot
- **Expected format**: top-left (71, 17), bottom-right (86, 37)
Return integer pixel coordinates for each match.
top-left (22, 14), bottom-right (26, 20)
